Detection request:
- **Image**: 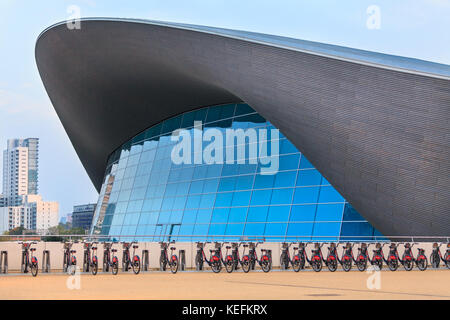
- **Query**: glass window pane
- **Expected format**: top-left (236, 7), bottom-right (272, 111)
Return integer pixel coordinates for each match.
top-left (231, 191), bottom-right (251, 207)
top-left (296, 169), bottom-right (322, 186)
top-left (315, 203), bottom-right (344, 222)
top-left (318, 186), bottom-right (345, 203)
top-left (293, 187), bottom-right (320, 204)
top-left (246, 206), bottom-right (268, 222)
top-left (250, 189), bottom-right (272, 205)
top-left (270, 188), bottom-right (293, 205)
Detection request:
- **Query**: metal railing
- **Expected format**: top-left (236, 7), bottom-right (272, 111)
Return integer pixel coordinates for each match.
top-left (0, 234), bottom-right (448, 242)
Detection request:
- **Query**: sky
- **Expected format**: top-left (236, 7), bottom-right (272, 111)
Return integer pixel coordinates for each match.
top-left (0, 0), bottom-right (449, 218)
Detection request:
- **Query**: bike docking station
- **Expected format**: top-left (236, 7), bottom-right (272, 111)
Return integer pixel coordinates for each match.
top-left (141, 249), bottom-right (149, 271)
top-left (0, 250), bottom-right (7, 274)
top-left (179, 249), bottom-right (186, 271)
top-left (42, 250), bottom-right (50, 273)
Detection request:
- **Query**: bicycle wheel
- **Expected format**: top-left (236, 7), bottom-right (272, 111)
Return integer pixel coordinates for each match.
top-left (224, 256), bottom-right (234, 273)
top-left (312, 260), bottom-right (322, 272)
top-left (292, 256), bottom-right (301, 272)
top-left (241, 256), bottom-right (250, 273)
top-left (445, 253), bottom-right (450, 269)
top-left (91, 261), bottom-right (98, 275)
top-left (211, 260), bottom-right (222, 273)
top-left (132, 256), bottom-right (141, 274)
top-left (170, 255), bottom-right (178, 274)
top-left (160, 254), bottom-right (167, 271)
top-left (403, 258), bottom-right (413, 271)
top-left (388, 259), bottom-right (398, 271)
top-left (63, 253), bottom-right (68, 273)
top-left (31, 262), bottom-right (38, 277)
top-left (374, 260), bottom-right (383, 271)
top-left (195, 252), bottom-right (203, 271)
top-left (327, 258), bottom-right (337, 272)
top-left (356, 258), bottom-right (367, 272)
top-left (261, 256), bottom-right (271, 273)
top-left (112, 261), bottom-right (119, 275)
top-left (417, 257), bottom-right (427, 271)
top-left (342, 256), bottom-right (352, 272)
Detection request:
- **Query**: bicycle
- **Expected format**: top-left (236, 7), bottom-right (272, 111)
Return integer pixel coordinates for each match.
top-left (323, 243), bottom-right (339, 272)
top-left (430, 240), bottom-right (450, 269)
top-left (406, 242), bottom-right (427, 271)
top-left (159, 241), bottom-right (178, 274)
top-left (308, 243), bottom-right (324, 272)
top-left (194, 242), bottom-right (222, 273)
top-left (83, 241), bottom-right (98, 275)
top-left (221, 243), bottom-right (235, 273)
top-left (230, 242), bottom-right (252, 272)
top-left (207, 242), bottom-right (223, 273)
top-left (401, 243), bottom-right (415, 271)
top-left (62, 241), bottom-right (77, 275)
top-left (19, 241), bottom-right (38, 277)
top-left (368, 242), bottom-right (384, 270)
top-left (353, 243), bottom-right (369, 271)
top-left (339, 242), bottom-right (354, 272)
top-left (247, 242), bottom-right (271, 273)
top-left (122, 242), bottom-right (141, 274)
top-left (296, 242), bottom-right (308, 271)
top-left (103, 242), bottom-right (119, 275)
top-left (383, 243), bottom-right (400, 271)
top-left (280, 242), bottom-right (302, 272)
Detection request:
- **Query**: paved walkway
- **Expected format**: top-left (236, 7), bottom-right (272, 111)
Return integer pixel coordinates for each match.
top-left (0, 269), bottom-right (449, 299)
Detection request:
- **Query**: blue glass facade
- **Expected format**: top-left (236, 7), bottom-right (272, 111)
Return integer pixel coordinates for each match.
top-left (90, 103), bottom-right (382, 241)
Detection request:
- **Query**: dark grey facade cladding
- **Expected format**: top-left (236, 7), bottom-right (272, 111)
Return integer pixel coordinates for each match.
top-left (35, 19), bottom-right (450, 236)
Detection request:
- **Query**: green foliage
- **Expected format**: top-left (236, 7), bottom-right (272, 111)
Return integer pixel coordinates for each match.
top-left (42, 223), bottom-right (86, 242)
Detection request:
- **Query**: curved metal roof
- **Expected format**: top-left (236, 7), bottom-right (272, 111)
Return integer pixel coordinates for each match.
top-left (36, 18), bottom-right (450, 236)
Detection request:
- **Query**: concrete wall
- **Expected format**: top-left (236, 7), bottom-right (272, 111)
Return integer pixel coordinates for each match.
top-left (0, 241), bottom-right (440, 272)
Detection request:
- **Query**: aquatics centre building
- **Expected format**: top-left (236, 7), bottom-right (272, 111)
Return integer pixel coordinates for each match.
top-left (35, 18), bottom-right (450, 241)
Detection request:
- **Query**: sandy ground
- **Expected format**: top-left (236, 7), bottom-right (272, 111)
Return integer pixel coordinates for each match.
top-left (0, 269), bottom-right (449, 300)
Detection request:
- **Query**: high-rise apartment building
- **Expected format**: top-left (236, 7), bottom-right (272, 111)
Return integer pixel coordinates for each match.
top-left (2, 138), bottom-right (39, 206)
top-left (0, 139), bottom-right (59, 234)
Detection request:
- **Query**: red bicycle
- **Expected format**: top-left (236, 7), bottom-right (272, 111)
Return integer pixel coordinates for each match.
top-left (122, 242), bottom-right (141, 274)
top-left (368, 242), bottom-right (384, 270)
top-left (246, 242), bottom-right (271, 273)
top-left (19, 242), bottom-right (38, 277)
